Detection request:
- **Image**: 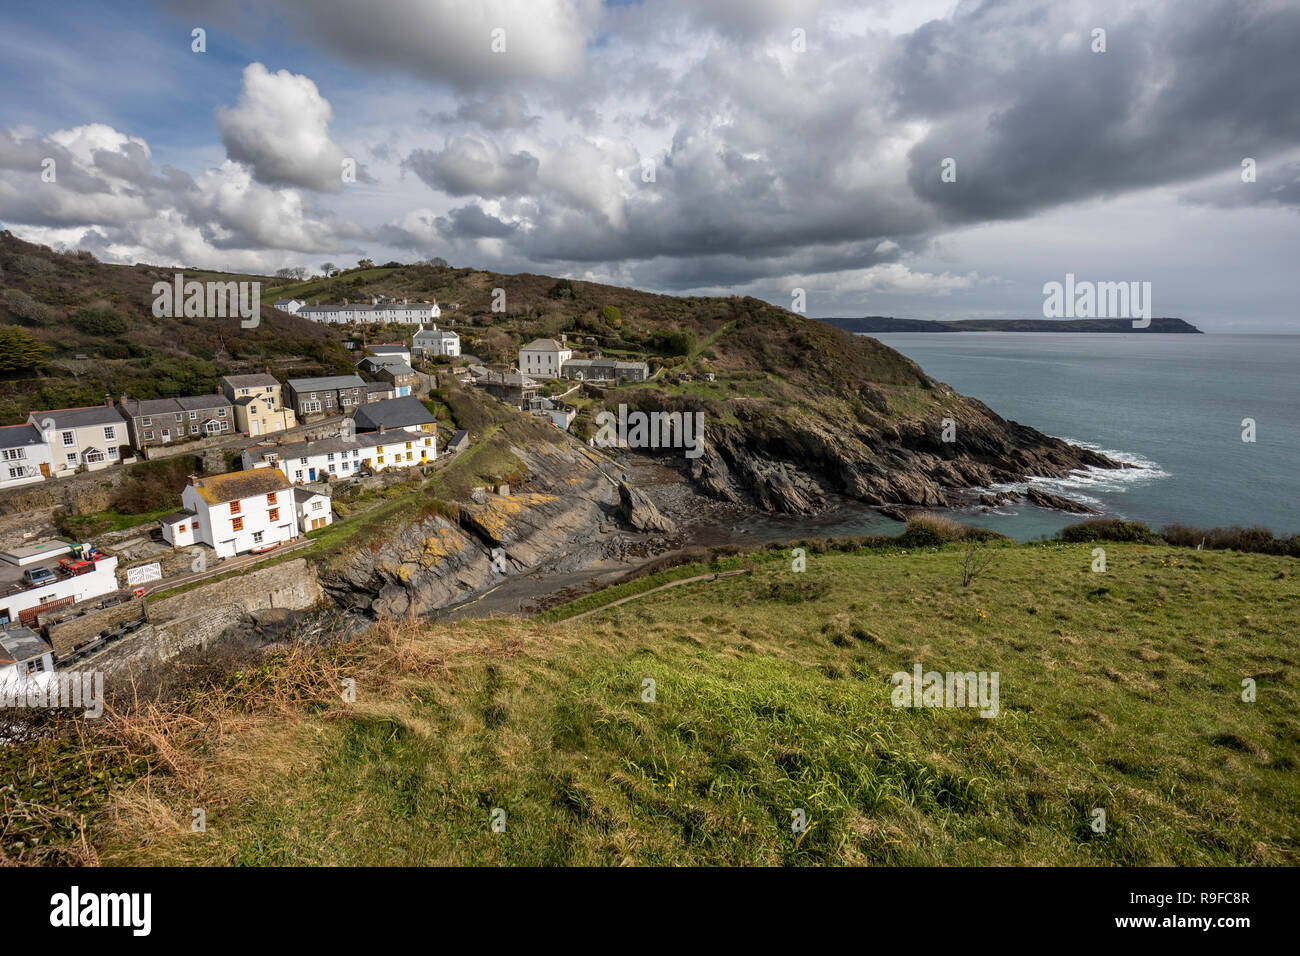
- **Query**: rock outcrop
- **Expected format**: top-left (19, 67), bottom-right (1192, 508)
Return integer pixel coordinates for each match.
top-left (317, 442), bottom-right (622, 618)
top-left (618, 481), bottom-right (676, 533)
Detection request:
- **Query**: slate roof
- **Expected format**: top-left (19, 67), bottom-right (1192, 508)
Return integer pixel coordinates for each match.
top-left (158, 510), bottom-right (196, 525)
top-left (221, 374), bottom-right (280, 390)
top-left (0, 627), bottom-right (52, 665)
top-left (521, 338), bottom-right (568, 352)
top-left (190, 468), bottom-right (291, 505)
top-left (352, 396), bottom-right (437, 431)
top-left (28, 405), bottom-right (123, 429)
top-left (250, 433), bottom-right (385, 460)
top-left (293, 486), bottom-right (330, 504)
top-left (0, 424), bottom-right (45, 449)
top-left (286, 375), bottom-right (366, 392)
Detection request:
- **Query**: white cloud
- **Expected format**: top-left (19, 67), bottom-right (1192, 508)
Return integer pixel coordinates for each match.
top-left (215, 63), bottom-right (351, 192)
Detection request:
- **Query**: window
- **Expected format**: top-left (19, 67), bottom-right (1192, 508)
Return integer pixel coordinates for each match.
top-left (65, 453), bottom-right (77, 465)
top-left (266, 492), bottom-right (277, 505)
top-left (301, 401), bottom-right (321, 414)
top-left (8, 467), bottom-right (22, 479)
top-left (268, 508), bottom-right (280, 522)
top-left (103, 426), bottom-right (116, 441)
top-left (107, 447), bottom-right (119, 460)
top-left (85, 450), bottom-right (105, 464)
top-left (240, 388), bottom-right (249, 396)
top-left (144, 430), bottom-right (154, 441)
top-left (142, 416), bottom-right (152, 426)
top-left (190, 424), bottom-right (199, 434)
top-left (294, 470), bottom-right (304, 481)
top-left (175, 413), bottom-right (183, 423)
top-left (1, 448), bottom-right (24, 461)
top-left (230, 500), bottom-right (242, 515)
top-left (312, 500), bottom-right (324, 511)
top-left (218, 408), bottom-right (227, 417)
top-left (189, 411), bottom-right (198, 420)
top-left (299, 457), bottom-right (308, 465)
top-left (252, 531), bottom-right (263, 543)
top-left (231, 516), bottom-right (244, 531)
top-left (61, 431), bottom-right (75, 446)
top-left (327, 453), bottom-right (335, 462)
top-left (405, 442), bottom-right (412, 450)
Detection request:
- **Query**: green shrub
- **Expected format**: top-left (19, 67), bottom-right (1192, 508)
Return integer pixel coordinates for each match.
top-left (1059, 519), bottom-right (1153, 543)
top-left (1159, 523), bottom-right (1300, 557)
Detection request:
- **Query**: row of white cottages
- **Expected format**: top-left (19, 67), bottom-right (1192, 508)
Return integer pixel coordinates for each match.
top-left (274, 298), bottom-right (442, 326)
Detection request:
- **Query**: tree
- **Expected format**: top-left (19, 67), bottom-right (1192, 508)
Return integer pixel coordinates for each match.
top-left (426, 256), bottom-right (449, 268)
top-left (601, 305), bottom-right (622, 329)
top-left (548, 278), bottom-right (575, 300)
top-left (357, 258), bottom-right (375, 270)
top-left (0, 325), bottom-right (51, 372)
top-left (320, 262), bottom-right (336, 276)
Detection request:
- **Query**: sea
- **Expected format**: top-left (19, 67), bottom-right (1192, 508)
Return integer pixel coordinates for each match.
top-left (727, 332), bottom-right (1299, 543)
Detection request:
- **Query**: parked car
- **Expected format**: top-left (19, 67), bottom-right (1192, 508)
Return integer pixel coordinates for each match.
top-left (23, 566), bottom-right (57, 587)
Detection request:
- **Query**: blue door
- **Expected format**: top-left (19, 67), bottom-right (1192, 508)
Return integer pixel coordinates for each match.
top-left (308, 468), bottom-right (316, 481)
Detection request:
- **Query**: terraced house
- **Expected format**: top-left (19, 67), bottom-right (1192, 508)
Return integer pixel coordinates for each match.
top-left (219, 374), bottom-right (297, 437)
top-left (25, 404), bottom-right (126, 476)
top-left (117, 394), bottom-right (234, 448)
top-left (283, 374), bottom-right (368, 419)
top-left (242, 429), bottom-right (434, 483)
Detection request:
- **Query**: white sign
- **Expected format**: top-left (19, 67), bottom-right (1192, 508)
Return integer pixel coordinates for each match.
top-left (126, 562), bottom-right (163, 586)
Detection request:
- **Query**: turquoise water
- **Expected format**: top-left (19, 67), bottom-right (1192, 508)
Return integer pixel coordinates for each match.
top-left (867, 332), bottom-right (1300, 539)
top-left (721, 332), bottom-right (1298, 544)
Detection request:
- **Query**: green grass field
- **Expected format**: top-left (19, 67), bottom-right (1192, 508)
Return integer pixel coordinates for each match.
top-left (75, 540), bottom-right (1297, 866)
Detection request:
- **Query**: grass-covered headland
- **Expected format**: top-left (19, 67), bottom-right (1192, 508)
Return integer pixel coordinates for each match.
top-left (3, 526), bottom-right (1295, 866)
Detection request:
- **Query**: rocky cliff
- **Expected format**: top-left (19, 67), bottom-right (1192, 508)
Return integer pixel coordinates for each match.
top-left (316, 441), bottom-right (627, 617)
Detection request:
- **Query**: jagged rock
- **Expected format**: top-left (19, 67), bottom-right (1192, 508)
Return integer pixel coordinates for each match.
top-left (618, 482), bottom-right (676, 533)
top-left (1024, 487), bottom-right (1096, 514)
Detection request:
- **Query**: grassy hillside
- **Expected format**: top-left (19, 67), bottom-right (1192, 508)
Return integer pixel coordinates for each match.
top-left (9, 539), bottom-right (1294, 866)
top-left (0, 231), bottom-right (355, 422)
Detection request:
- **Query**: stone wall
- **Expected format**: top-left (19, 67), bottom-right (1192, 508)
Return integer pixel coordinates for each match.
top-left (58, 557), bottom-right (325, 679)
top-left (44, 598), bottom-right (145, 656)
top-left (0, 469), bottom-right (125, 517)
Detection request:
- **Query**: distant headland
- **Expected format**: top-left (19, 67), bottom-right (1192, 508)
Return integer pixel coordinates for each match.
top-left (818, 317), bottom-right (1203, 334)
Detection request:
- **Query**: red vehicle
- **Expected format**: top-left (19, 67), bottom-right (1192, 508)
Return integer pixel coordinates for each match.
top-left (58, 557), bottom-right (95, 576)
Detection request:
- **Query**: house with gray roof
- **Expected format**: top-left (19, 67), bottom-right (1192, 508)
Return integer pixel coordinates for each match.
top-left (284, 374), bottom-right (368, 419)
top-left (351, 396), bottom-right (437, 435)
top-left (0, 424), bottom-right (52, 489)
top-left (561, 359), bottom-right (650, 383)
top-left (26, 403), bottom-right (128, 476)
top-left (117, 394), bottom-right (233, 448)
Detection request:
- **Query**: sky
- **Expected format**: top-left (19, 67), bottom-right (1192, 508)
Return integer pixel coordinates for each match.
top-left (0, 0), bottom-right (1297, 330)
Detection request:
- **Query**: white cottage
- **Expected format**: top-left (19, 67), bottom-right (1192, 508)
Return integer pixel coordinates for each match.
top-left (294, 486), bottom-right (333, 533)
top-left (171, 468), bottom-right (297, 559)
top-left (519, 338), bottom-right (572, 380)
